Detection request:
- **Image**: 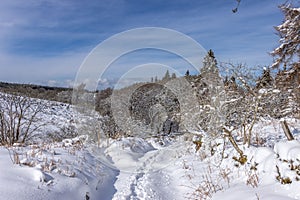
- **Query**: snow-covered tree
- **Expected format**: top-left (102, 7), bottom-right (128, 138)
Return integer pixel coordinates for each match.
top-left (201, 49), bottom-right (219, 75)
top-left (271, 2), bottom-right (300, 69)
top-left (0, 93), bottom-right (47, 145)
top-left (269, 2), bottom-right (300, 120)
top-left (197, 50), bottom-right (225, 138)
top-left (256, 67), bottom-right (274, 89)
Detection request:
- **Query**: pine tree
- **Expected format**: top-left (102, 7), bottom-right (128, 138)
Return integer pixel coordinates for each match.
top-left (185, 70), bottom-right (190, 76)
top-left (271, 2), bottom-right (300, 116)
top-left (271, 3), bottom-right (300, 69)
top-left (163, 70), bottom-right (170, 80)
top-left (201, 49), bottom-right (219, 75)
top-left (256, 67), bottom-right (274, 89)
top-left (224, 76), bottom-right (238, 91)
top-left (171, 73), bottom-right (177, 79)
top-left (199, 49), bottom-right (224, 137)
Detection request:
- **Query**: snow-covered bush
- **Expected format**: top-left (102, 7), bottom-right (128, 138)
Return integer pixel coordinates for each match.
top-left (0, 93), bottom-right (47, 146)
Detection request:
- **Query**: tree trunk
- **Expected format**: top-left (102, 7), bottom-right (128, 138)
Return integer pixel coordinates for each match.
top-left (281, 120), bottom-right (294, 141)
top-left (223, 127), bottom-right (244, 156)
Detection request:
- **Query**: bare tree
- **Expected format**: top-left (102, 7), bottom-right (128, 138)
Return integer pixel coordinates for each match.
top-left (220, 63), bottom-right (258, 146)
top-left (0, 93), bottom-right (47, 145)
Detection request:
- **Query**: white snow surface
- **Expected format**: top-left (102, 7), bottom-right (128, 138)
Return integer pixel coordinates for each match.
top-left (0, 96), bottom-right (300, 199)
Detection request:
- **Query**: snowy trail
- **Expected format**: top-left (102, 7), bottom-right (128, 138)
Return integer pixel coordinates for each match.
top-left (102, 138), bottom-right (183, 200)
top-left (2, 131), bottom-right (300, 200)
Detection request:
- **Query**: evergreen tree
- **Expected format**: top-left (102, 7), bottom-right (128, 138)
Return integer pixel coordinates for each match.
top-left (201, 49), bottom-right (219, 75)
top-left (171, 73), bottom-right (177, 79)
top-left (163, 70), bottom-right (170, 80)
top-left (271, 2), bottom-right (300, 69)
top-left (199, 49), bottom-right (224, 137)
top-left (224, 76), bottom-right (238, 91)
top-left (185, 70), bottom-right (190, 76)
top-left (256, 67), bottom-right (274, 89)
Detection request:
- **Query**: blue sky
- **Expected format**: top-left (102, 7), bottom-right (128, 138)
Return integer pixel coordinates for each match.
top-left (0, 0), bottom-right (284, 87)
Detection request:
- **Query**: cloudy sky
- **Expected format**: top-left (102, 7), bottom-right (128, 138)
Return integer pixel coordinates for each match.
top-left (0, 0), bottom-right (284, 88)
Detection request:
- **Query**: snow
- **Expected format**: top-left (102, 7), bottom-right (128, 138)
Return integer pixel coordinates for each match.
top-left (0, 142), bottom-right (120, 200)
top-left (274, 140), bottom-right (300, 160)
top-left (251, 147), bottom-right (275, 173)
top-left (1, 94), bottom-right (300, 199)
top-left (1, 130), bottom-right (300, 199)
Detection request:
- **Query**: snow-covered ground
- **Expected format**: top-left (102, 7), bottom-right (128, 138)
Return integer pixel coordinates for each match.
top-left (1, 96), bottom-right (300, 199)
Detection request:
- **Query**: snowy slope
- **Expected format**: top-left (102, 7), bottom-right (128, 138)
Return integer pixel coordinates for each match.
top-left (2, 129), bottom-right (300, 200)
top-left (1, 92), bottom-right (300, 199)
top-left (0, 136), bottom-right (119, 200)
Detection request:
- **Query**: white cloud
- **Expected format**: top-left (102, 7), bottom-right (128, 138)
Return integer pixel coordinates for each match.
top-left (0, 0), bottom-right (286, 87)
top-left (0, 49), bottom-right (87, 86)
